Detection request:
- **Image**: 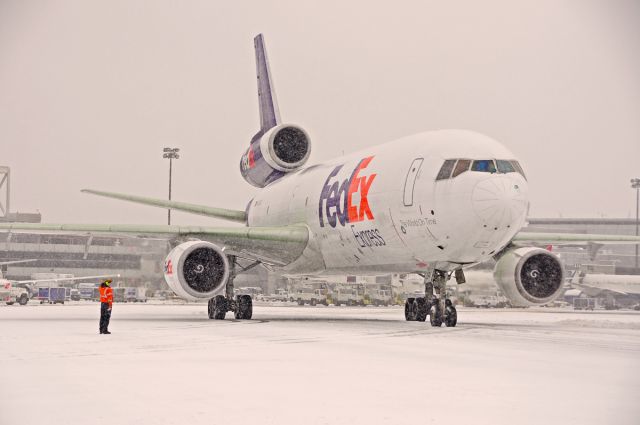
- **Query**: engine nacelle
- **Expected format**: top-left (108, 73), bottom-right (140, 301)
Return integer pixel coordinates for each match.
top-left (240, 124), bottom-right (311, 187)
top-left (493, 247), bottom-right (564, 307)
top-left (163, 241), bottom-right (229, 301)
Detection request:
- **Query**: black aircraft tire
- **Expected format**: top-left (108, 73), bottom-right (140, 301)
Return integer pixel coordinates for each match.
top-left (212, 295), bottom-right (228, 320)
top-left (415, 298), bottom-right (428, 322)
top-left (430, 304), bottom-right (443, 327)
top-left (404, 298), bottom-right (417, 321)
top-left (445, 305), bottom-right (457, 327)
top-left (207, 298), bottom-right (215, 319)
top-left (235, 295), bottom-right (253, 320)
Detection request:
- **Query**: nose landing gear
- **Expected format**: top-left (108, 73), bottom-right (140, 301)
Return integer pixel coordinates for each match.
top-left (404, 270), bottom-right (457, 327)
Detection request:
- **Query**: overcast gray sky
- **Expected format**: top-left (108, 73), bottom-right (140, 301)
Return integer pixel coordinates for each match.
top-left (1, 0), bottom-right (639, 226)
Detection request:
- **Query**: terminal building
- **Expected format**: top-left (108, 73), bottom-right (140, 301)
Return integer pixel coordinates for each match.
top-left (525, 218), bottom-right (639, 275)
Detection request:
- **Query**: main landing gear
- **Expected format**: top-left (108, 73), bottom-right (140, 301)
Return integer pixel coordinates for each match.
top-left (207, 256), bottom-right (258, 321)
top-left (404, 270), bottom-right (458, 327)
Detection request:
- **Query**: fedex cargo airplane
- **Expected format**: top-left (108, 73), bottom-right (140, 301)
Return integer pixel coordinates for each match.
top-left (2, 34), bottom-right (639, 325)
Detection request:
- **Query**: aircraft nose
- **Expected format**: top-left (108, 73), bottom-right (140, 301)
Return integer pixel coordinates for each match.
top-left (471, 176), bottom-right (528, 229)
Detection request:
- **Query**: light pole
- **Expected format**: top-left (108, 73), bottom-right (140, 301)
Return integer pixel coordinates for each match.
top-left (163, 148), bottom-right (180, 225)
top-left (632, 178), bottom-right (640, 272)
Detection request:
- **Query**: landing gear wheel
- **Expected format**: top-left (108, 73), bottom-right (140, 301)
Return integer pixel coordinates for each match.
top-left (415, 297), bottom-right (428, 322)
top-left (235, 295), bottom-right (253, 320)
top-left (445, 304), bottom-right (457, 327)
top-left (429, 302), bottom-right (443, 327)
top-left (208, 295), bottom-right (227, 320)
top-left (404, 298), bottom-right (417, 321)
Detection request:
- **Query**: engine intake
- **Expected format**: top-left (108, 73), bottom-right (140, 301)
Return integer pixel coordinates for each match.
top-left (270, 126), bottom-right (310, 168)
top-left (163, 241), bottom-right (229, 301)
top-left (493, 247), bottom-right (564, 306)
top-left (240, 124), bottom-right (311, 187)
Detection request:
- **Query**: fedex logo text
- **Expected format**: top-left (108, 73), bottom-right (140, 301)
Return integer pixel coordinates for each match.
top-left (240, 146), bottom-right (256, 172)
top-left (319, 156), bottom-right (377, 228)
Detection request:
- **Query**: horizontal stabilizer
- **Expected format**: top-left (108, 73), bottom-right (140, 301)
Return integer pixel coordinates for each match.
top-left (82, 189), bottom-right (247, 223)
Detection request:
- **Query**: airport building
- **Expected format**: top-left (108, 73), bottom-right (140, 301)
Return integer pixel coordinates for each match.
top-left (0, 232), bottom-right (168, 284)
top-left (525, 218), bottom-right (640, 274)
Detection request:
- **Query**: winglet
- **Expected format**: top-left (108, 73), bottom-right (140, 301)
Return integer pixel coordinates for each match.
top-left (254, 34), bottom-right (281, 132)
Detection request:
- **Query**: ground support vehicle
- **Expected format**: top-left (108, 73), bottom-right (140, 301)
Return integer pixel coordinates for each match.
top-left (77, 283), bottom-right (99, 301)
top-left (368, 289), bottom-right (392, 306)
top-left (1, 283), bottom-right (29, 305)
top-left (124, 287), bottom-right (147, 302)
top-left (264, 289), bottom-right (291, 302)
top-left (70, 289), bottom-right (81, 301)
top-left (332, 288), bottom-right (363, 306)
top-left (38, 287), bottom-right (66, 304)
top-left (292, 288), bottom-right (328, 306)
top-left (574, 297), bottom-right (598, 310)
top-left (113, 287), bottom-right (126, 303)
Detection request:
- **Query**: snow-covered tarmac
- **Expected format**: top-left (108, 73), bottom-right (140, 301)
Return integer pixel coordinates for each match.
top-left (1, 303), bottom-right (639, 425)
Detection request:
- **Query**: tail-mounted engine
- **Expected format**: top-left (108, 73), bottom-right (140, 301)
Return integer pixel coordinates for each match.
top-left (163, 241), bottom-right (229, 301)
top-left (493, 247), bottom-right (564, 307)
top-left (240, 124), bottom-right (311, 187)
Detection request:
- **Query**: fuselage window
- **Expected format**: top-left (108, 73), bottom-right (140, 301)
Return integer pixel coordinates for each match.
top-left (510, 160), bottom-right (527, 180)
top-left (435, 159), bottom-right (456, 180)
top-left (496, 160), bottom-right (515, 174)
top-left (471, 160), bottom-right (496, 173)
top-left (452, 159), bottom-right (471, 177)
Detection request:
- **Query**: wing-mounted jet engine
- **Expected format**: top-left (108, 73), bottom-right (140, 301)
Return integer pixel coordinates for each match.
top-left (493, 247), bottom-right (565, 306)
top-left (239, 34), bottom-right (311, 188)
top-left (163, 241), bottom-right (230, 301)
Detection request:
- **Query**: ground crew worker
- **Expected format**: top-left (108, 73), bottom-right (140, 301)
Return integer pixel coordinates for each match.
top-left (99, 279), bottom-right (113, 334)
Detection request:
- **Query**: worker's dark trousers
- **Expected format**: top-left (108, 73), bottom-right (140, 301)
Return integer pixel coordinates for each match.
top-left (99, 302), bottom-right (111, 333)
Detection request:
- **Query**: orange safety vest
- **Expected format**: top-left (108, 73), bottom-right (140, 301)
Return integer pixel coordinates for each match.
top-left (100, 286), bottom-right (113, 304)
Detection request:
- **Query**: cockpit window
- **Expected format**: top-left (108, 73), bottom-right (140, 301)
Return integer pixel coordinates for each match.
top-left (436, 158), bottom-right (526, 180)
top-left (436, 159), bottom-right (456, 180)
top-left (471, 160), bottom-right (496, 173)
top-left (496, 160), bottom-right (515, 174)
top-left (511, 160), bottom-right (527, 179)
top-left (452, 159), bottom-right (471, 177)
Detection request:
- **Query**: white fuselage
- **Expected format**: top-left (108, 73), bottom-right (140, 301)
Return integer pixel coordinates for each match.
top-left (247, 130), bottom-right (529, 275)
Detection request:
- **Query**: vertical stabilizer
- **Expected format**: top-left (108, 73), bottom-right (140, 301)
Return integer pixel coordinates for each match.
top-left (254, 34), bottom-right (281, 132)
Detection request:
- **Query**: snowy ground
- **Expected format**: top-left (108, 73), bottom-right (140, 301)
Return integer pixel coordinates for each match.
top-left (1, 303), bottom-right (639, 425)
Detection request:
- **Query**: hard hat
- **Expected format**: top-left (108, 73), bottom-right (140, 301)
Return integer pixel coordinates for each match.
top-left (104, 279), bottom-right (112, 285)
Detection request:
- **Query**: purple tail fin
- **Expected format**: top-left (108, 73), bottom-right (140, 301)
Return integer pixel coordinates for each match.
top-left (254, 34), bottom-right (281, 133)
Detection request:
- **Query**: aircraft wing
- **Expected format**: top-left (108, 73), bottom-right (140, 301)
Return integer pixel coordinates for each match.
top-left (0, 259), bottom-right (37, 266)
top-left (513, 232), bottom-right (640, 245)
top-left (572, 283), bottom-right (631, 297)
top-left (81, 189), bottom-right (247, 223)
top-left (10, 274), bottom-right (120, 285)
top-left (0, 223), bottom-right (309, 266)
